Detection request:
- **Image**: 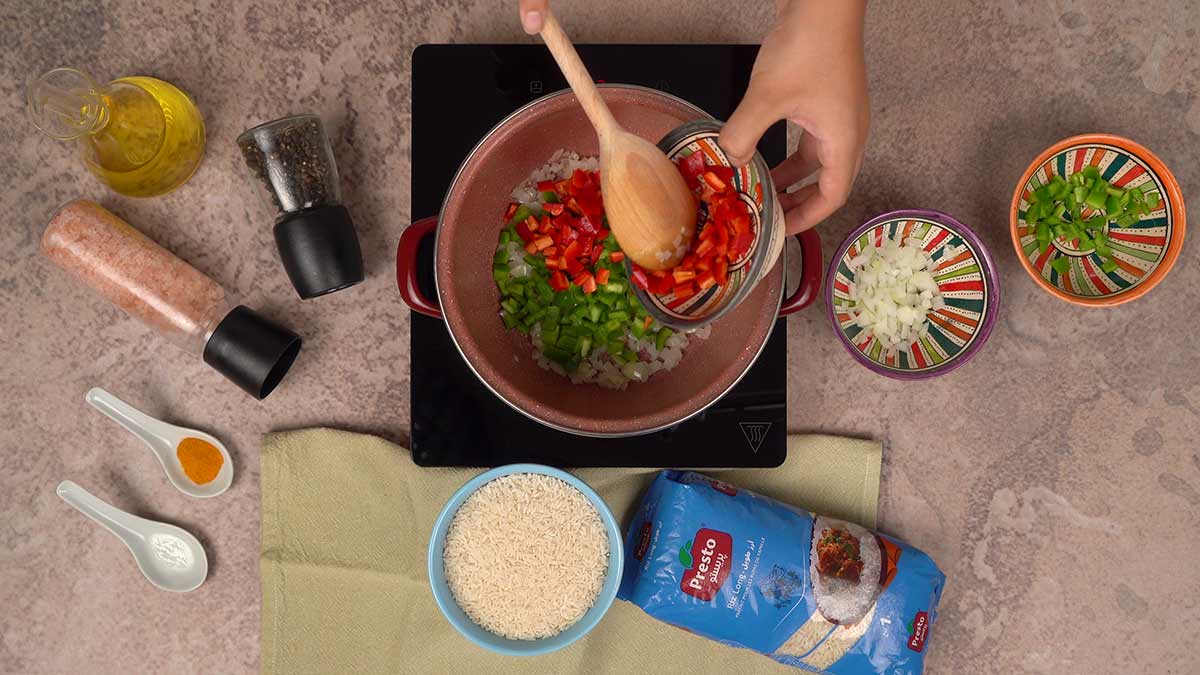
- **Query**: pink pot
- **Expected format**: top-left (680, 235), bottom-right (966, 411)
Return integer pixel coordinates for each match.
top-left (398, 85), bottom-right (821, 436)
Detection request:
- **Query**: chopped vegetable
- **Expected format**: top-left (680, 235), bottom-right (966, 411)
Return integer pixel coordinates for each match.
top-left (631, 151), bottom-right (754, 302)
top-left (845, 236), bottom-right (944, 350)
top-left (493, 165), bottom-right (677, 376)
top-left (1025, 169), bottom-right (1161, 271)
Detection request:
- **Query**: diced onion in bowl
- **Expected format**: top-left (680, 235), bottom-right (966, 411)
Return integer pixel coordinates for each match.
top-left (845, 238), bottom-right (944, 349)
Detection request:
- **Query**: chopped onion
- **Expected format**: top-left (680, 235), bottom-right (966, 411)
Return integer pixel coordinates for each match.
top-left (845, 237), bottom-right (944, 350)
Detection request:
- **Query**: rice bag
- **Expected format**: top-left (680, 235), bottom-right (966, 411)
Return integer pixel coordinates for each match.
top-left (618, 471), bottom-right (945, 674)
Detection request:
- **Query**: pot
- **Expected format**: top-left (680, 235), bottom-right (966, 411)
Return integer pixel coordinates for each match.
top-left (397, 85), bottom-right (821, 437)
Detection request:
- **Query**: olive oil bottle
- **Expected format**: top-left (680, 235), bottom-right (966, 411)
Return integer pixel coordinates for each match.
top-left (28, 67), bottom-right (205, 197)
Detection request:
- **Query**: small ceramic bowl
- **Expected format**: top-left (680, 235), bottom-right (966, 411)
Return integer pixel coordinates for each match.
top-left (826, 209), bottom-right (1000, 379)
top-left (427, 464), bottom-right (624, 656)
top-left (629, 119), bottom-right (785, 330)
top-left (1009, 133), bottom-right (1186, 306)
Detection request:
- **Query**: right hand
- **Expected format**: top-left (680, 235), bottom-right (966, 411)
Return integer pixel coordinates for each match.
top-left (520, 0), bottom-right (548, 34)
top-left (719, 0), bottom-right (870, 234)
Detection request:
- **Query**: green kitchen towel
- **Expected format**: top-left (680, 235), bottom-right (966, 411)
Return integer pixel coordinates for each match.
top-left (261, 428), bottom-right (881, 675)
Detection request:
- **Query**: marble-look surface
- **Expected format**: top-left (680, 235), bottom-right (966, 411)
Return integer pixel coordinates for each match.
top-left (2, 1), bottom-right (1198, 673)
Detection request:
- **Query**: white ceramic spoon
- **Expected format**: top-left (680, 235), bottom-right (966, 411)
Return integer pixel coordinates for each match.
top-left (85, 387), bottom-right (233, 498)
top-left (56, 480), bottom-right (208, 592)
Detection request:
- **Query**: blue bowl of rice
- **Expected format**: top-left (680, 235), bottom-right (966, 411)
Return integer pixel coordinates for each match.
top-left (428, 464), bottom-right (624, 655)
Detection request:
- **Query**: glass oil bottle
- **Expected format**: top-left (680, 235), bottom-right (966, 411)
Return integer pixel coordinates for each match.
top-left (27, 67), bottom-right (206, 197)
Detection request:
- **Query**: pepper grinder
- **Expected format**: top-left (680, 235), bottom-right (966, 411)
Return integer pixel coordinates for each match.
top-left (237, 114), bottom-right (364, 299)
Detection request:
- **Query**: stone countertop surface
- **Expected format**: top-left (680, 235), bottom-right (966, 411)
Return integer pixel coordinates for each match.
top-left (3, 1), bottom-right (1198, 673)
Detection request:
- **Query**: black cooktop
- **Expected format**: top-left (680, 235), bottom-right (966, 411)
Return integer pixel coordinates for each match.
top-left (409, 44), bottom-right (786, 468)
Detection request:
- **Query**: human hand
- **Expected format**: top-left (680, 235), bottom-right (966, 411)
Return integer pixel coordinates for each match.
top-left (520, 0), bottom-right (548, 34)
top-left (719, 0), bottom-right (869, 234)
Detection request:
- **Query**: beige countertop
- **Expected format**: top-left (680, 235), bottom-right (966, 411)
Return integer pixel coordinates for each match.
top-left (2, 1), bottom-right (1198, 673)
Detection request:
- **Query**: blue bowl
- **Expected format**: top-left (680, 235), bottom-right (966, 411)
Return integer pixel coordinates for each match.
top-left (427, 464), bottom-right (624, 656)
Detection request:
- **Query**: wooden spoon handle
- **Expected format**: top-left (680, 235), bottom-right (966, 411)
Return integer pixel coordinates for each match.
top-left (539, 12), bottom-right (617, 138)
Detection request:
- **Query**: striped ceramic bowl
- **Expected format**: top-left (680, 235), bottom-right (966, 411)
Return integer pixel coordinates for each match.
top-left (826, 209), bottom-right (1000, 380)
top-left (1009, 134), bottom-right (1186, 306)
top-left (631, 119), bottom-right (785, 330)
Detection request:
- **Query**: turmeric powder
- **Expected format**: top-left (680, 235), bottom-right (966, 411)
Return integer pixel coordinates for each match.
top-left (176, 437), bottom-right (224, 485)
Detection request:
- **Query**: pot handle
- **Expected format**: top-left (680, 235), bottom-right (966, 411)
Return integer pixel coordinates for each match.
top-left (396, 216), bottom-right (442, 319)
top-left (778, 228), bottom-right (823, 316)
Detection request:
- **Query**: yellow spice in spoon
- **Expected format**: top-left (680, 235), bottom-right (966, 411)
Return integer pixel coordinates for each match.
top-left (177, 437), bottom-right (223, 485)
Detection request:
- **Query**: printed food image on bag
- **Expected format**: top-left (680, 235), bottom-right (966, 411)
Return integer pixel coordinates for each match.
top-left (618, 471), bottom-right (945, 674)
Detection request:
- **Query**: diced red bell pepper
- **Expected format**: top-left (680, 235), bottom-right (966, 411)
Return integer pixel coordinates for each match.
top-left (696, 271), bottom-right (716, 290)
top-left (536, 180), bottom-right (557, 192)
top-left (631, 267), bottom-right (650, 291)
top-left (571, 169), bottom-right (589, 189)
top-left (566, 197), bottom-right (583, 216)
top-left (649, 268), bottom-right (668, 278)
top-left (608, 251), bottom-right (625, 263)
top-left (554, 179), bottom-right (571, 194)
top-left (504, 202), bottom-right (519, 221)
top-left (731, 212), bottom-right (751, 236)
top-left (533, 235), bottom-right (554, 251)
top-left (731, 231), bottom-right (754, 257)
top-left (710, 165), bottom-right (735, 187)
top-left (595, 228), bottom-right (609, 242)
top-left (549, 271), bottom-right (569, 292)
top-left (566, 257), bottom-right (585, 277)
top-left (525, 215), bottom-right (540, 232)
top-left (679, 254), bottom-right (698, 270)
top-left (695, 239), bottom-right (715, 258)
top-left (649, 274), bottom-right (674, 295)
top-left (714, 220), bottom-right (729, 251)
top-left (672, 268), bottom-right (696, 284)
top-left (543, 246), bottom-right (559, 257)
top-left (591, 245), bottom-right (604, 261)
top-left (515, 219), bottom-right (536, 242)
top-left (573, 271), bottom-right (597, 294)
top-left (643, 316), bottom-right (654, 330)
top-left (552, 213), bottom-right (574, 230)
top-left (544, 202), bottom-right (565, 216)
top-left (577, 214), bottom-right (599, 235)
top-left (673, 283), bottom-right (697, 301)
top-left (524, 241), bottom-right (538, 254)
top-left (562, 239), bottom-right (582, 260)
top-left (595, 268), bottom-right (611, 285)
top-left (680, 151), bottom-right (707, 180)
top-left (575, 190), bottom-right (604, 219)
top-left (577, 236), bottom-right (595, 259)
top-left (712, 201), bottom-right (730, 228)
top-left (695, 257), bottom-right (711, 273)
top-left (703, 171), bottom-right (727, 191)
top-left (544, 256), bottom-right (561, 269)
top-left (714, 258), bottom-right (729, 285)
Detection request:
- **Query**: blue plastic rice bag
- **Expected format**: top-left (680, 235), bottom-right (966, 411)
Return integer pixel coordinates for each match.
top-left (618, 471), bottom-right (945, 674)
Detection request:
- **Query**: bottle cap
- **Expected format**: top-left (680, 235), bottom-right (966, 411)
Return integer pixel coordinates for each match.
top-left (203, 306), bottom-right (302, 399)
top-left (274, 204), bottom-right (365, 299)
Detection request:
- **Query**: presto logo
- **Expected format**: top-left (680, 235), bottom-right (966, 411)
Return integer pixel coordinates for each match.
top-left (907, 611), bottom-right (930, 652)
top-left (678, 528), bottom-right (733, 601)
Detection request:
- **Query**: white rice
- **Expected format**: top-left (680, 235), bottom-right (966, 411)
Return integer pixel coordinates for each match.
top-left (500, 150), bottom-right (710, 390)
top-left (442, 473), bottom-right (609, 640)
top-left (809, 517), bottom-right (882, 625)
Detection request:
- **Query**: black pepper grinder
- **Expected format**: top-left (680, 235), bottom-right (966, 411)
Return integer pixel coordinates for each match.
top-left (237, 114), bottom-right (364, 299)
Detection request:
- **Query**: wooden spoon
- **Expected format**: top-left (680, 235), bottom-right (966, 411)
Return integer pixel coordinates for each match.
top-left (538, 12), bottom-right (696, 270)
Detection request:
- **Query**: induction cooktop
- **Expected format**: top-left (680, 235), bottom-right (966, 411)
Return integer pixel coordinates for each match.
top-left (408, 44), bottom-right (787, 468)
